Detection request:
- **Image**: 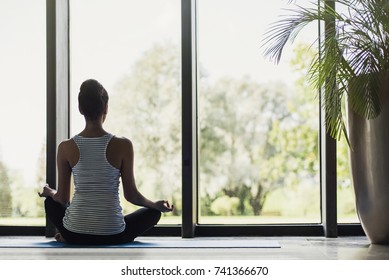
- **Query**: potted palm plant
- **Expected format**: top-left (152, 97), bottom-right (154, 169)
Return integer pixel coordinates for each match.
top-left (262, 0), bottom-right (389, 244)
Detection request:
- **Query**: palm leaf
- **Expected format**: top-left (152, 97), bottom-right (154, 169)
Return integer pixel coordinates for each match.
top-left (262, 0), bottom-right (389, 141)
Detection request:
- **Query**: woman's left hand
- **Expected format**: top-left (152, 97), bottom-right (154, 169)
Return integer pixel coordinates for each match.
top-left (154, 200), bottom-right (174, 212)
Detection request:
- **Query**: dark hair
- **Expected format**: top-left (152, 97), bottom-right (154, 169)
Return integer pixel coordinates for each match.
top-left (78, 79), bottom-right (109, 121)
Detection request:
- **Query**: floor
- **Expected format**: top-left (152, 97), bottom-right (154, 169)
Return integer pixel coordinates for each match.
top-left (0, 236), bottom-right (388, 260)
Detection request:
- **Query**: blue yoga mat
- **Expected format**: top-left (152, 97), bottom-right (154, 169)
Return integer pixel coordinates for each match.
top-left (0, 238), bottom-right (280, 248)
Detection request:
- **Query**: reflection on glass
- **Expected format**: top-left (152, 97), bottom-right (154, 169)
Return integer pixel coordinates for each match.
top-left (198, 0), bottom-right (320, 224)
top-left (0, 0), bottom-right (46, 226)
top-left (70, 0), bottom-right (181, 224)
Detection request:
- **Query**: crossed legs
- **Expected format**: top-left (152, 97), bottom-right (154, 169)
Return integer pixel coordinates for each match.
top-left (44, 197), bottom-right (161, 245)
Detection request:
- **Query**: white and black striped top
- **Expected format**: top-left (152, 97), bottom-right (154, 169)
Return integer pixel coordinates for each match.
top-left (63, 134), bottom-right (125, 235)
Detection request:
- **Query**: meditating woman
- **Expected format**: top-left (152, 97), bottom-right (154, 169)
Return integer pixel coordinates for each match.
top-left (39, 79), bottom-right (173, 245)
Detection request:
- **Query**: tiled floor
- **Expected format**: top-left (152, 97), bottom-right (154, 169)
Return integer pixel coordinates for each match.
top-left (0, 236), bottom-right (388, 260)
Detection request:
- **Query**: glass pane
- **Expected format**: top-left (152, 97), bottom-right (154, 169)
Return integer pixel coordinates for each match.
top-left (0, 0), bottom-right (46, 226)
top-left (198, 0), bottom-right (320, 224)
top-left (337, 136), bottom-right (358, 223)
top-left (335, 2), bottom-right (358, 224)
top-left (70, 0), bottom-right (181, 224)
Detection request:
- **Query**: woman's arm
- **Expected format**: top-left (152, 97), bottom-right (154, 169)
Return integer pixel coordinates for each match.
top-left (38, 141), bottom-right (72, 206)
top-left (120, 138), bottom-right (173, 212)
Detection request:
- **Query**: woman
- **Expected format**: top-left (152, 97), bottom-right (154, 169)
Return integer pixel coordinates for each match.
top-left (39, 79), bottom-right (173, 245)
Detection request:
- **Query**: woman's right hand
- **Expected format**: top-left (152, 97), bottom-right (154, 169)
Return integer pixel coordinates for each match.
top-left (38, 184), bottom-right (55, 198)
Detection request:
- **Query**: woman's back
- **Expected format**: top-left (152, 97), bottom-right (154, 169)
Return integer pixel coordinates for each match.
top-left (63, 133), bottom-right (125, 235)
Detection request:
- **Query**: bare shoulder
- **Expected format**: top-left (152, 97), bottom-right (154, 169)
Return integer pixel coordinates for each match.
top-left (58, 138), bottom-right (77, 152)
top-left (110, 136), bottom-right (134, 153)
top-left (107, 136), bottom-right (134, 169)
top-left (112, 136), bottom-right (132, 144)
top-left (111, 136), bottom-right (132, 146)
top-left (57, 139), bottom-right (79, 167)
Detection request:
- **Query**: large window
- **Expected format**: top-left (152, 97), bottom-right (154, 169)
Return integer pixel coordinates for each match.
top-left (0, 0), bottom-right (362, 236)
top-left (0, 0), bottom-right (46, 226)
top-left (197, 0), bottom-right (320, 224)
top-left (70, 0), bottom-right (181, 224)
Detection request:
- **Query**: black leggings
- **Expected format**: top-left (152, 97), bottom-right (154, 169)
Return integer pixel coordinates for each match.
top-left (44, 197), bottom-right (161, 245)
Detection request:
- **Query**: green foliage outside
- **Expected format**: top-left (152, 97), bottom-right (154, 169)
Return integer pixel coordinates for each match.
top-left (0, 143), bottom-right (46, 221)
top-left (0, 161), bottom-right (12, 217)
top-left (106, 44), bottom-right (182, 216)
top-left (198, 42), bottom-right (320, 219)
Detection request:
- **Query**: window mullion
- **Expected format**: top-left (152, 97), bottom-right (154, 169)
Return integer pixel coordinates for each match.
top-left (320, 0), bottom-right (337, 237)
top-left (181, 0), bottom-right (198, 238)
top-left (46, 0), bottom-right (70, 237)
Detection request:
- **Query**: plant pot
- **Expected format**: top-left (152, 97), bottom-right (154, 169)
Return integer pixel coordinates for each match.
top-left (347, 92), bottom-right (389, 244)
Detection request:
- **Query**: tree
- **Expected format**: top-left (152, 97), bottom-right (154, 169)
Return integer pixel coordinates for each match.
top-left (35, 143), bottom-right (46, 217)
top-left (199, 43), bottom-right (320, 217)
top-left (0, 161), bottom-right (12, 217)
top-left (106, 43), bottom-right (181, 215)
top-left (199, 77), bottom-right (294, 215)
top-left (259, 43), bottom-right (320, 217)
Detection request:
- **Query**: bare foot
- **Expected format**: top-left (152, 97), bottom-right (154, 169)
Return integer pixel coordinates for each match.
top-left (54, 233), bottom-right (66, 243)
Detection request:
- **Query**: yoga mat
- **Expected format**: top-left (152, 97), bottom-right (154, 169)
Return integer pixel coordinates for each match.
top-left (0, 238), bottom-right (280, 248)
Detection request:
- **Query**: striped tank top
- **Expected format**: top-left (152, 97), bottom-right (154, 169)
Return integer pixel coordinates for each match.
top-left (63, 134), bottom-right (125, 235)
